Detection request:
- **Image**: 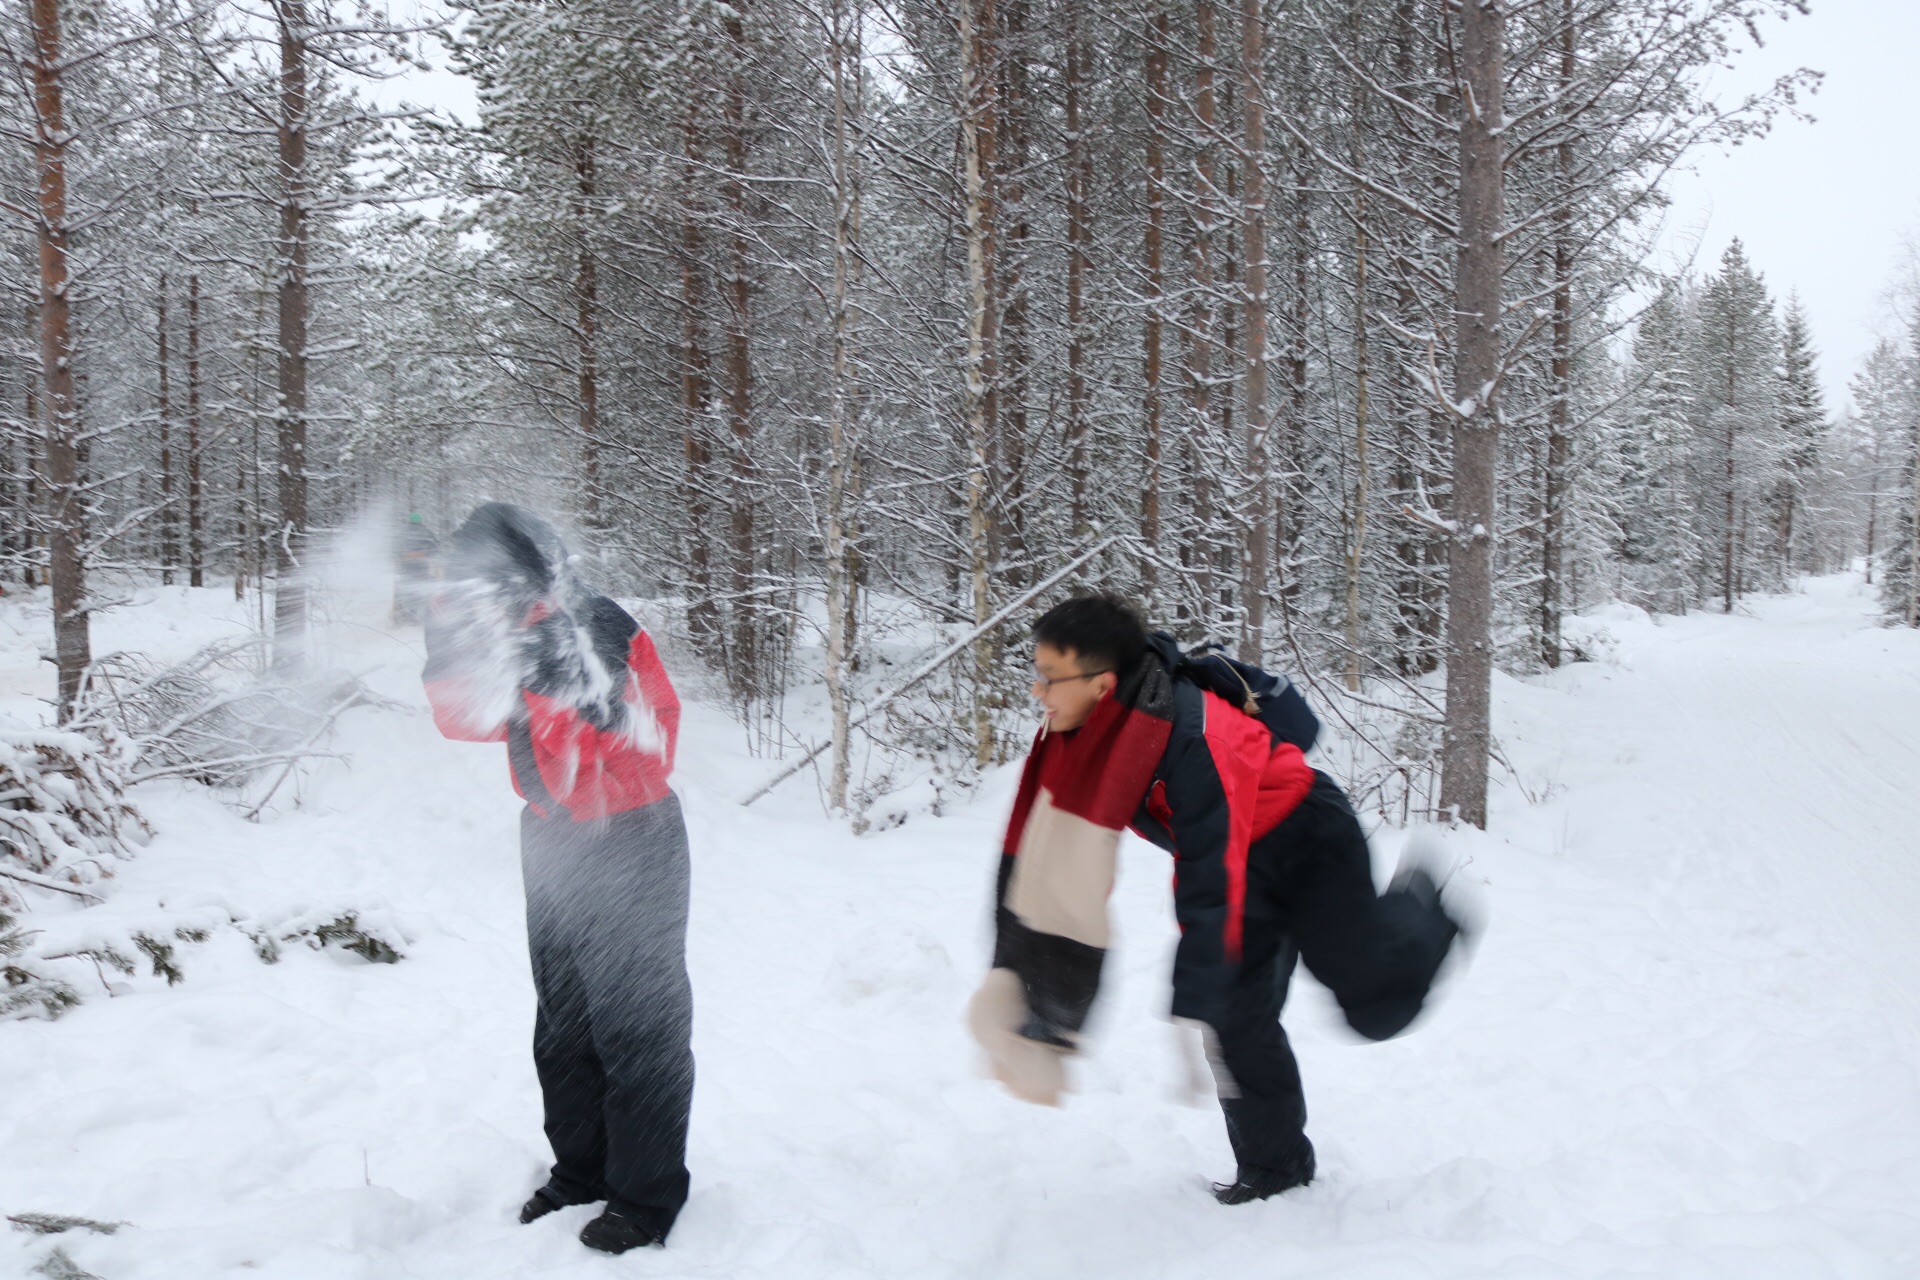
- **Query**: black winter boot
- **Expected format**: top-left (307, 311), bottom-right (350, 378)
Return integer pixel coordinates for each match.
top-left (1212, 1138), bottom-right (1316, 1205)
top-left (579, 1205), bottom-right (665, 1254)
top-left (518, 1181), bottom-right (602, 1224)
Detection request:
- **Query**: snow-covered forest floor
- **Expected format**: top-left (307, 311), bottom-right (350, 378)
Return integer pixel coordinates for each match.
top-left (4, 571), bottom-right (1919, 1279)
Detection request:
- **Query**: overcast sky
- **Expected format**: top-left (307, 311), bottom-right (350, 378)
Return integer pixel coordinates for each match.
top-left (387, 1), bottom-right (1914, 414)
top-left (1659, 0), bottom-right (1920, 411)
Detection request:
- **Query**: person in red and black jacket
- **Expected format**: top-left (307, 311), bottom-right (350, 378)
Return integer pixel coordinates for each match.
top-left (424, 503), bottom-right (691, 1255)
top-left (969, 593), bottom-right (1464, 1206)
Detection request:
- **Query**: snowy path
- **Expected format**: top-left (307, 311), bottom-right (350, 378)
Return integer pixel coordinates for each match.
top-left (4, 574), bottom-right (1919, 1278)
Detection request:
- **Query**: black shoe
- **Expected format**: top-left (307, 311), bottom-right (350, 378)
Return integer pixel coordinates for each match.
top-left (1212, 1145), bottom-right (1315, 1205)
top-left (579, 1206), bottom-right (664, 1254)
top-left (518, 1182), bottom-right (601, 1224)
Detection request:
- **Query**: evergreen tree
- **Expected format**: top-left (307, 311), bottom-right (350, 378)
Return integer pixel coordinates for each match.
top-left (1875, 323), bottom-right (1920, 625)
top-left (1692, 239), bottom-right (1783, 610)
top-left (1775, 293), bottom-right (1828, 575)
top-left (1851, 340), bottom-right (1905, 592)
top-left (1617, 284), bottom-right (1700, 612)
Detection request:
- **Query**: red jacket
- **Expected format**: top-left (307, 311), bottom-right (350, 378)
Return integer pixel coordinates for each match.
top-left (994, 632), bottom-right (1317, 1033)
top-left (425, 592), bottom-right (679, 822)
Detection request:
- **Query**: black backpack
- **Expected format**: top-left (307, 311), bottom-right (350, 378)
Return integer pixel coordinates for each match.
top-left (1175, 642), bottom-right (1320, 753)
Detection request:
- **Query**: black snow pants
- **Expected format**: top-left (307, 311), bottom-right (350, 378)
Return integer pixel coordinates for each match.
top-left (521, 792), bottom-right (694, 1238)
top-left (1212, 774), bottom-right (1457, 1178)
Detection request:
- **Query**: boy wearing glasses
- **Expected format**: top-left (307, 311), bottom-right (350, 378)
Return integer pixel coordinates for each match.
top-left (970, 593), bottom-right (1464, 1204)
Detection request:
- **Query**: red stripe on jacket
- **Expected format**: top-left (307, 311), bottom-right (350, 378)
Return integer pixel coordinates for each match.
top-left (426, 629), bottom-right (679, 821)
top-left (1142, 695), bottom-right (1316, 963)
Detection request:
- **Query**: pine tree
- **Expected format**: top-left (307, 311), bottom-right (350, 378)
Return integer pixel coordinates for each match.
top-left (1616, 284), bottom-right (1699, 612)
top-left (1692, 239), bottom-right (1783, 610)
top-left (1875, 323), bottom-right (1920, 626)
top-left (1775, 294), bottom-right (1828, 575)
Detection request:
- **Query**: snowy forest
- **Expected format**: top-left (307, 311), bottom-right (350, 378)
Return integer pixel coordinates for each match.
top-left (0, 0), bottom-right (1914, 829)
top-left (7, 0), bottom-right (1920, 1274)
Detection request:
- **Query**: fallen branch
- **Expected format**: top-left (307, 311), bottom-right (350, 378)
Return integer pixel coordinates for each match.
top-left (0, 866), bottom-right (106, 906)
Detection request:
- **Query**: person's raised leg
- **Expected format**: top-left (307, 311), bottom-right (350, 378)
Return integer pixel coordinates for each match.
top-left (1274, 779), bottom-right (1459, 1042)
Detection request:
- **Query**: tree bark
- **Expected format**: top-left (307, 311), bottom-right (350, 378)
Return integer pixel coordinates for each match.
top-left (1277, 65), bottom-right (1310, 627)
top-left (30, 0), bottom-right (89, 718)
top-left (1722, 332), bottom-right (1736, 613)
top-left (20, 303), bottom-right (39, 590)
top-left (273, 0), bottom-right (311, 666)
top-left (1909, 406), bottom-right (1920, 626)
top-left (824, 0), bottom-right (862, 811)
top-left (1540, 0), bottom-right (1574, 667)
top-left (1864, 417), bottom-right (1880, 582)
top-left (1187, 0), bottom-right (1219, 631)
top-left (1345, 183), bottom-right (1369, 691)
top-left (724, 0), bottom-right (757, 697)
top-left (995, 0), bottom-right (1031, 582)
top-left (1064, 0), bottom-right (1091, 539)
top-left (1439, 0), bottom-right (1505, 829)
top-left (1237, 0), bottom-right (1268, 662)
top-left (573, 141), bottom-right (603, 533)
top-left (187, 267), bottom-right (205, 587)
top-left (959, 0), bottom-right (998, 766)
top-left (1141, 0), bottom-right (1169, 593)
top-left (157, 274), bottom-right (178, 584)
top-left (680, 112), bottom-right (719, 649)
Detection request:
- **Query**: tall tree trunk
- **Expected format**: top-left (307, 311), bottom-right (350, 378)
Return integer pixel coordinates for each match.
top-left (724, 0), bottom-right (757, 697)
top-left (1540, 0), bottom-right (1574, 667)
top-left (1345, 183), bottom-right (1369, 691)
top-left (187, 268), bottom-right (205, 588)
top-left (1277, 69), bottom-right (1310, 627)
top-left (21, 302), bottom-right (39, 590)
top-left (1237, 0), bottom-right (1268, 661)
top-left (30, 0), bottom-right (89, 718)
top-left (1141, 0), bottom-right (1169, 594)
top-left (1863, 423), bottom-right (1879, 582)
top-left (1439, 0), bottom-right (1504, 829)
top-left (1909, 412), bottom-right (1920, 626)
top-left (995, 0), bottom-right (1030, 583)
top-left (680, 113), bottom-right (719, 649)
top-left (1187, 0), bottom-right (1219, 632)
top-left (959, 0), bottom-right (998, 766)
top-left (1722, 388), bottom-right (1736, 611)
top-left (824, 0), bottom-right (862, 811)
top-left (157, 274), bottom-right (178, 584)
top-left (273, 0), bottom-right (311, 666)
top-left (574, 141), bottom-right (602, 533)
top-left (1064, 0), bottom-right (1091, 540)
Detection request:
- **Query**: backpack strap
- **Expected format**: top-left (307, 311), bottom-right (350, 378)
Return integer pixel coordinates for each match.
top-left (1179, 644), bottom-right (1262, 717)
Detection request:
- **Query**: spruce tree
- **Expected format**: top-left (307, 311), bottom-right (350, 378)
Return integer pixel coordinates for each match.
top-left (1693, 239), bottom-right (1784, 610)
top-left (1617, 284), bottom-right (1700, 612)
top-left (1876, 323), bottom-right (1920, 626)
top-left (1775, 294), bottom-right (1828, 575)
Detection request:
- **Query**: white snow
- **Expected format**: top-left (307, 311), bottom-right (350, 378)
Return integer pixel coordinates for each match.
top-left (4, 572), bottom-right (1920, 1278)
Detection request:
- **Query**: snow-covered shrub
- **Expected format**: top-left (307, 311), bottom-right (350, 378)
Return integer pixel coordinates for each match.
top-left (242, 910), bottom-right (405, 966)
top-left (1, 910), bottom-right (81, 1019)
top-left (6, 1216), bottom-right (123, 1280)
top-left (6, 1215), bottom-right (123, 1237)
top-left (0, 729), bottom-right (149, 911)
top-left (72, 638), bottom-right (376, 797)
top-left (0, 649), bottom-right (400, 1019)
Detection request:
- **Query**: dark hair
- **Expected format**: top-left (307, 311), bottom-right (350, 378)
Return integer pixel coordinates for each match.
top-left (447, 502), bottom-right (568, 610)
top-left (1032, 592), bottom-right (1147, 675)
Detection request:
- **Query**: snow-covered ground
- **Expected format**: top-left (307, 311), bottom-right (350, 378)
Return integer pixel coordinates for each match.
top-left (4, 571), bottom-right (1919, 1278)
